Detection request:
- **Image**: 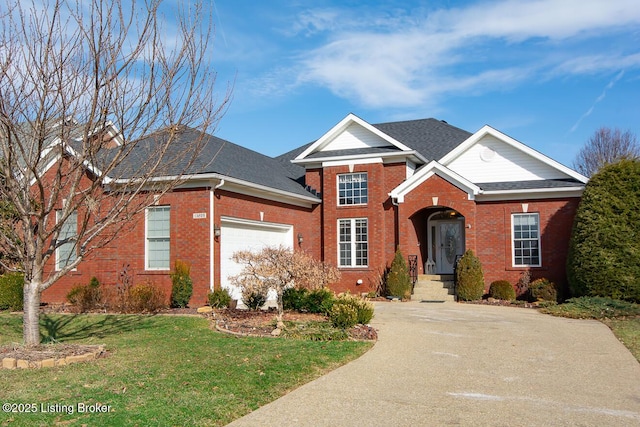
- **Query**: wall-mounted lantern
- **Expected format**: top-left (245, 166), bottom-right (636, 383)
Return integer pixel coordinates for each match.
top-left (297, 233), bottom-right (304, 245)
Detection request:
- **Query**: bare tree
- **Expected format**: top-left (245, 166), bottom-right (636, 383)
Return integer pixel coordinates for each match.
top-left (0, 0), bottom-right (231, 345)
top-left (231, 246), bottom-right (340, 331)
top-left (573, 127), bottom-right (640, 177)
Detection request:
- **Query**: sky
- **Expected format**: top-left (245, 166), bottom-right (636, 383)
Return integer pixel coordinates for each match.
top-left (205, 0), bottom-right (640, 168)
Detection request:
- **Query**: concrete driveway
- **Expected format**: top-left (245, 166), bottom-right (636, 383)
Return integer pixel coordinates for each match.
top-left (228, 301), bottom-right (640, 426)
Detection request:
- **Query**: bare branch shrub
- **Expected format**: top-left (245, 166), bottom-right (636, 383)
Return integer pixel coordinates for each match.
top-left (230, 246), bottom-right (340, 328)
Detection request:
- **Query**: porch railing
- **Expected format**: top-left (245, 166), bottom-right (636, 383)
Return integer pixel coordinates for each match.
top-left (408, 255), bottom-right (418, 293)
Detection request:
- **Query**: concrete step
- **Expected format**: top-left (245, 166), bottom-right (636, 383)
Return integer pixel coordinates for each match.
top-left (412, 277), bottom-right (456, 302)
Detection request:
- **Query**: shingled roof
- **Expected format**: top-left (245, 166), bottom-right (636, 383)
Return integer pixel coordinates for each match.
top-left (110, 127), bottom-right (315, 199)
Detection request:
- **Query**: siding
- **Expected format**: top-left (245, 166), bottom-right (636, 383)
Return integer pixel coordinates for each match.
top-left (320, 123), bottom-right (393, 152)
top-left (447, 135), bottom-right (567, 183)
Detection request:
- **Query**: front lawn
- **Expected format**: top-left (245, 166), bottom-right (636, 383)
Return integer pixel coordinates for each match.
top-left (0, 313), bottom-right (372, 426)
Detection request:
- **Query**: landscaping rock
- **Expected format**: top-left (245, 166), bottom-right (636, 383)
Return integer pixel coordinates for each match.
top-left (197, 306), bottom-right (214, 313)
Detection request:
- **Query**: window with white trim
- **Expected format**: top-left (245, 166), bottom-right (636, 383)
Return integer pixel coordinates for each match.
top-left (512, 213), bottom-right (541, 266)
top-left (146, 206), bottom-right (170, 270)
top-left (338, 218), bottom-right (368, 267)
top-left (56, 210), bottom-right (77, 270)
top-left (338, 173), bottom-right (368, 205)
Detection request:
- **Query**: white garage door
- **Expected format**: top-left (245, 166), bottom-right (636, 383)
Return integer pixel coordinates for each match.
top-left (220, 217), bottom-right (293, 300)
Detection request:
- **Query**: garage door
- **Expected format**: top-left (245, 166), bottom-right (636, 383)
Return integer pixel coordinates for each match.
top-left (220, 217), bottom-right (293, 300)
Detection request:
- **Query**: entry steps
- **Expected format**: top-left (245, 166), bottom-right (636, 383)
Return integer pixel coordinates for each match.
top-left (411, 274), bottom-right (456, 302)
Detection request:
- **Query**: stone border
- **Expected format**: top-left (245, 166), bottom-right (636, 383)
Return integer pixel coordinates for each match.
top-left (1, 345), bottom-right (106, 370)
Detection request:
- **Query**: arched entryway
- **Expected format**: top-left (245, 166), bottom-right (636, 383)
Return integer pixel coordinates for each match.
top-left (427, 209), bottom-right (465, 274)
top-left (411, 208), bottom-right (465, 275)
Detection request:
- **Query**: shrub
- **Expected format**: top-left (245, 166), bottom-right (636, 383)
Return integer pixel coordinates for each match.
top-left (66, 277), bottom-right (102, 312)
top-left (0, 272), bottom-right (24, 311)
top-left (170, 260), bottom-right (193, 308)
top-left (208, 287), bottom-right (232, 308)
top-left (244, 291), bottom-right (267, 310)
top-left (127, 282), bottom-right (166, 313)
top-left (455, 250), bottom-right (485, 301)
top-left (567, 159), bottom-right (640, 303)
top-left (329, 293), bottom-right (374, 328)
top-left (489, 280), bottom-right (516, 301)
top-left (386, 248), bottom-right (412, 299)
top-left (304, 287), bottom-right (335, 314)
top-left (528, 278), bottom-right (558, 302)
top-left (283, 287), bottom-right (309, 311)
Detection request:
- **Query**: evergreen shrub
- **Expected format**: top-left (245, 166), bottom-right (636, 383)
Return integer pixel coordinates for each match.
top-left (66, 276), bottom-right (102, 312)
top-left (208, 287), bottom-right (232, 308)
top-left (567, 159), bottom-right (640, 303)
top-left (489, 280), bottom-right (516, 301)
top-left (170, 260), bottom-right (193, 308)
top-left (127, 282), bottom-right (166, 313)
top-left (283, 287), bottom-right (308, 311)
top-left (386, 248), bottom-right (412, 299)
top-left (0, 272), bottom-right (23, 311)
top-left (528, 278), bottom-right (558, 302)
top-left (455, 250), bottom-right (484, 301)
top-left (329, 293), bottom-right (374, 328)
top-left (244, 291), bottom-right (266, 310)
top-left (304, 288), bottom-right (335, 314)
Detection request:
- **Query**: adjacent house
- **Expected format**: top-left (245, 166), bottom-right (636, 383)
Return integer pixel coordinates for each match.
top-left (42, 113), bottom-right (587, 304)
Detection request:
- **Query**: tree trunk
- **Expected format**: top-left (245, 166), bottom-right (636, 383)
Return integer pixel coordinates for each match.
top-left (276, 290), bottom-right (285, 330)
top-left (23, 281), bottom-right (42, 346)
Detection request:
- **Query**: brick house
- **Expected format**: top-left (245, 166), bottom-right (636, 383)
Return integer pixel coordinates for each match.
top-left (43, 113), bottom-right (587, 304)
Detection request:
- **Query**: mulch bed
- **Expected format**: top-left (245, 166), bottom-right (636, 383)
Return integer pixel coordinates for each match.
top-left (0, 344), bottom-right (106, 363)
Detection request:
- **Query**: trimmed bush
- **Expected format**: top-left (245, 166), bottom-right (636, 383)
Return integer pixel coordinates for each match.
top-left (244, 291), bottom-right (267, 310)
top-left (528, 278), bottom-right (558, 302)
top-left (386, 248), bottom-right (412, 299)
top-left (127, 282), bottom-right (166, 313)
top-left (0, 272), bottom-right (23, 311)
top-left (170, 260), bottom-right (193, 308)
top-left (455, 250), bottom-right (485, 301)
top-left (208, 288), bottom-right (232, 308)
top-left (283, 287), bottom-right (309, 311)
top-left (489, 280), bottom-right (516, 301)
top-left (567, 159), bottom-right (640, 302)
top-left (329, 293), bottom-right (374, 329)
top-left (304, 288), bottom-right (335, 314)
top-left (66, 277), bottom-right (102, 312)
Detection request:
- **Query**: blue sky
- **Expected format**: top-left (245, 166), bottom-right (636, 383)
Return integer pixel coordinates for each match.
top-left (207, 0), bottom-right (640, 168)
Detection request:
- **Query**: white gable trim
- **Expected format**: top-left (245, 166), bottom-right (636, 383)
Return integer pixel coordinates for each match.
top-left (389, 161), bottom-right (481, 203)
top-left (439, 125), bottom-right (588, 183)
top-left (294, 113), bottom-right (413, 160)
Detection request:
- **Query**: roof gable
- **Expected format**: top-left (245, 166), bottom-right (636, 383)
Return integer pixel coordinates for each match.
top-left (440, 125), bottom-right (588, 184)
top-left (294, 113), bottom-right (412, 161)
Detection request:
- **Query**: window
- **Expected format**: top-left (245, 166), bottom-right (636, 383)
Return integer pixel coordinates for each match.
top-left (338, 218), bottom-right (368, 267)
top-left (338, 173), bottom-right (368, 205)
top-left (512, 213), bottom-right (541, 266)
top-left (56, 210), bottom-right (77, 270)
top-left (146, 206), bottom-right (170, 270)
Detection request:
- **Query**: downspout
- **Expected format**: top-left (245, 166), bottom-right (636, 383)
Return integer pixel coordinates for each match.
top-left (209, 179), bottom-right (225, 291)
top-left (391, 195), bottom-right (400, 250)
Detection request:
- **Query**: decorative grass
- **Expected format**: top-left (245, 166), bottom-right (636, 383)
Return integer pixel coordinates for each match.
top-left (0, 313), bottom-right (372, 426)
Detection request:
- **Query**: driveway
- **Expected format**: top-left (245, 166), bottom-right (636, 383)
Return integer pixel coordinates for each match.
top-left (228, 301), bottom-right (640, 426)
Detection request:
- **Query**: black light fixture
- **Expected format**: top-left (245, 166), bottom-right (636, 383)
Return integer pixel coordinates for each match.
top-left (297, 233), bottom-right (303, 245)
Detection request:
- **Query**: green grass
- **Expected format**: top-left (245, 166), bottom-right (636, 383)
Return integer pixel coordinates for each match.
top-left (541, 297), bottom-right (640, 362)
top-left (0, 313), bottom-right (372, 426)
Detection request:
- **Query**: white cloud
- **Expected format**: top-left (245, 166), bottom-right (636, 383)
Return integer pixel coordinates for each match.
top-left (257, 0), bottom-right (640, 109)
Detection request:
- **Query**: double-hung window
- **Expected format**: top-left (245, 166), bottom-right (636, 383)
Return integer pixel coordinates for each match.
top-left (338, 218), bottom-right (368, 267)
top-left (512, 213), bottom-right (541, 266)
top-left (338, 173), bottom-right (368, 205)
top-left (146, 206), bottom-right (170, 270)
top-left (56, 210), bottom-right (77, 270)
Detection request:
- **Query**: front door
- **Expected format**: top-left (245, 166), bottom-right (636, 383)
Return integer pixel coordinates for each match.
top-left (435, 220), bottom-right (464, 274)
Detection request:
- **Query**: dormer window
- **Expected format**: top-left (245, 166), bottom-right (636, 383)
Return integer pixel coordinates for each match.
top-left (338, 173), bottom-right (368, 205)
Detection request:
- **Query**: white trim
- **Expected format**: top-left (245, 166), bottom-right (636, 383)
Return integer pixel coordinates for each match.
top-left (337, 218), bottom-right (369, 268)
top-left (476, 187), bottom-right (584, 202)
top-left (294, 113), bottom-right (414, 161)
top-left (439, 125), bottom-right (588, 184)
top-left (389, 161), bottom-right (481, 203)
top-left (111, 173), bottom-right (321, 208)
top-left (322, 157), bottom-right (383, 168)
top-left (511, 212), bottom-right (542, 267)
top-left (220, 216), bottom-right (293, 232)
top-left (209, 186), bottom-right (215, 291)
top-left (145, 205), bottom-right (171, 271)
